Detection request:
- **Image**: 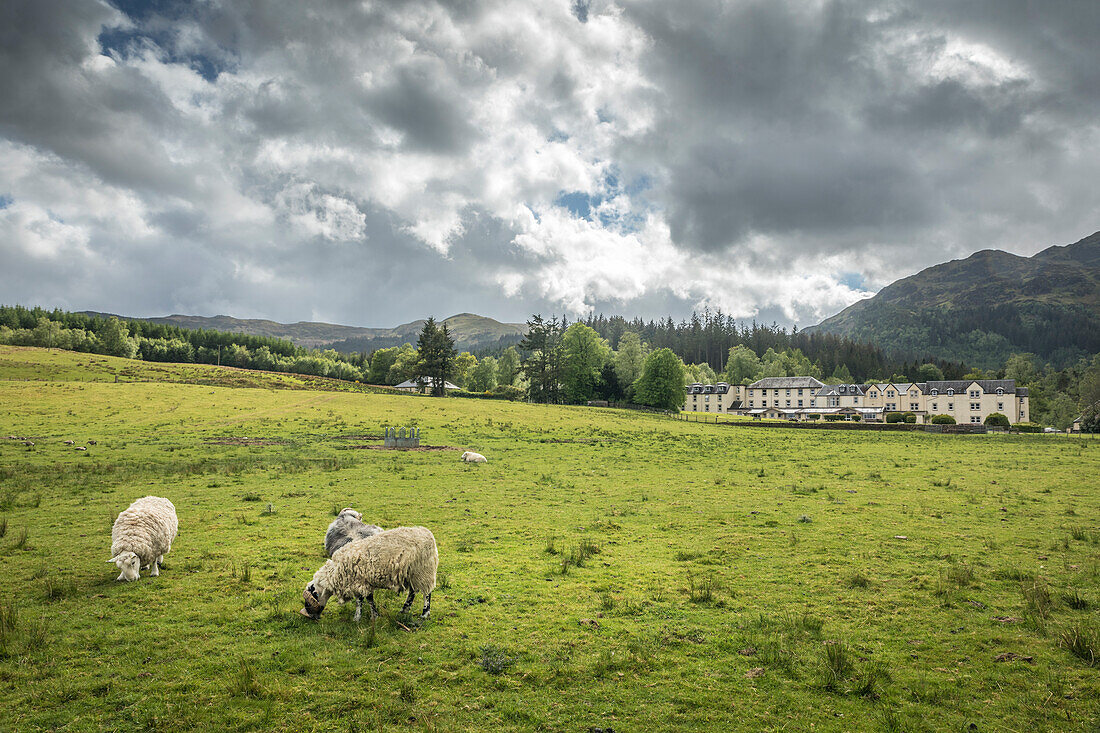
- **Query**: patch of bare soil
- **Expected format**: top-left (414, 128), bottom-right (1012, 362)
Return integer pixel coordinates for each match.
top-left (203, 437), bottom-right (291, 446)
top-left (328, 434), bottom-right (383, 440)
top-left (356, 445), bottom-right (459, 452)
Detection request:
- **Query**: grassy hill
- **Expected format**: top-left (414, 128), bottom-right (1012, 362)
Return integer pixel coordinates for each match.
top-left (1, 346), bottom-right (1097, 731)
top-left (79, 311), bottom-right (526, 353)
top-left (808, 231), bottom-right (1100, 368)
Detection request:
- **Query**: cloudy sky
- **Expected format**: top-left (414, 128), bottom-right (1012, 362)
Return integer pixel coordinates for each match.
top-left (2, 0), bottom-right (1098, 328)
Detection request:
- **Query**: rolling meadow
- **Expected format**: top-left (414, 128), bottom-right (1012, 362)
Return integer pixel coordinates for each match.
top-left (0, 345), bottom-right (1097, 732)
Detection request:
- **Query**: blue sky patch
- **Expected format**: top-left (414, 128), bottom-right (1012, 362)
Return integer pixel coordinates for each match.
top-left (0, 194), bottom-right (12, 210)
top-left (838, 271), bottom-right (867, 290)
top-left (555, 191), bottom-right (593, 219)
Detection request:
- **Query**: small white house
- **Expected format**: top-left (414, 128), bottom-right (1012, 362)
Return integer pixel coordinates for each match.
top-left (393, 379), bottom-right (460, 393)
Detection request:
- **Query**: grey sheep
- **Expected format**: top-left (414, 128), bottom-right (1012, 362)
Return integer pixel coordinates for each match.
top-left (301, 526), bottom-right (438, 622)
top-left (324, 508), bottom-right (383, 557)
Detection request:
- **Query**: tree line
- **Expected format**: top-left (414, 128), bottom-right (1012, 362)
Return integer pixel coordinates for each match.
top-left (4, 304), bottom-right (1095, 429)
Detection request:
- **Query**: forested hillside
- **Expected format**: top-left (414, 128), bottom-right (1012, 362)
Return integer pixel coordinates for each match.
top-left (808, 231), bottom-right (1100, 368)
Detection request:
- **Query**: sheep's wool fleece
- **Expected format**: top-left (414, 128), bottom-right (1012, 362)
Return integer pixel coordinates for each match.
top-left (111, 496), bottom-right (178, 567)
top-left (314, 526), bottom-right (437, 600)
top-left (324, 513), bottom-right (383, 557)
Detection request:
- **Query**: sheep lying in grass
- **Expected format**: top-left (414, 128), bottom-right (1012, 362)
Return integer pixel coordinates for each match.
top-left (460, 451), bottom-right (487, 463)
top-left (324, 508), bottom-right (383, 557)
top-left (107, 496), bottom-right (178, 581)
top-left (301, 526), bottom-right (438, 622)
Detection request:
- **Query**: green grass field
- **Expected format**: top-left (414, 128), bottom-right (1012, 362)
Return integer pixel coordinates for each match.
top-left (0, 345), bottom-right (1097, 731)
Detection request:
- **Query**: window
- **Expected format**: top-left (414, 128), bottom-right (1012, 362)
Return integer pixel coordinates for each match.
top-left (887, 390), bottom-right (895, 398)
top-left (947, 389), bottom-right (954, 396)
top-left (886, 403), bottom-right (896, 411)
top-left (705, 404), bottom-right (709, 411)
top-left (971, 416), bottom-right (981, 424)
top-left (810, 399), bottom-right (816, 407)
top-left (797, 400), bottom-right (803, 407)
top-left (786, 389), bottom-right (791, 396)
top-left (997, 402), bottom-right (1004, 411)
top-left (717, 404), bottom-right (722, 411)
top-left (948, 403), bottom-right (954, 410)
top-left (970, 402), bottom-right (980, 411)
top-left (774, 389), bottom-right (779, 396)
top-left (910, 391), bottom-right (917, 397)
top-left (704, 395), bottom-right (710, 402)
top-left (930, 389), bottom-right (938, 396)
top-left (798, 388), bottom-right (803, 396)
top-left (910, 403), bottom-right (919, 410)
top-left (749, 401), bottom-right (754, 407)
top-left (969, 390), bottom-right (980, 399)
top-left (870, 391), bottom-right (878, 398)
top-left (996, 388), bottom-right (1004, 396)
top-left (828, 397), bottom-right (839, 407)
top-left (931, 403), bottom-right (938, 411)
top-left (692, 395), bottom-right (697, 402)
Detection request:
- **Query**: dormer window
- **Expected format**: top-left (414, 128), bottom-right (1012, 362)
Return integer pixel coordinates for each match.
top-left (947, 389), bottom-right (954, 396)
top-left (931, 389), bottom-right (938, 396)
top-left (996, 388), bottom-right (1004, 396)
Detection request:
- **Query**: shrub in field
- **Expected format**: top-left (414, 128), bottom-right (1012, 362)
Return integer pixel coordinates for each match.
top-left (1015, 422), bottom-right (1042, 433)
top-left (903, 413), bottom-right (916, 423)
top-left (885, 412), bottom-right (904, 423)
top-left (984, 412), bottom-right (1010, 427)
top-left (931, 415), bottom-right (956, 425)
top-left (807, 414), bottom-right (820, 420)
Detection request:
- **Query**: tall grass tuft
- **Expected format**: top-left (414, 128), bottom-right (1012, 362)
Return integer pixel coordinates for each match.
top-left (845, 572), bottom-right (872, 589)
top-left (689, 578), bottom-right (716, 604)
top-left (0, 516), bottom-right (6, 538)
top-left (1062, 589), bottom-right (1090, 611)
top-left (1059, 624), bottom-right (1097, 666)
top-left (478, 644), bottom-right (517, 675)
top-left (819, 641), bottom-right (852, 691)
top-left (1022, 578), bottom-right (1054, 620)
top-left (230, 661), bottom-right (264, 697)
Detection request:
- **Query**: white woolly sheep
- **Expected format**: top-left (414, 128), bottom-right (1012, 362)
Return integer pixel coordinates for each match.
top-left (301, 526), bottom-right (438, 622)
top-left (107, 496), bottom-right (178, 581)
top-left (460, 451), bottom-right (487, 463)
top-left (324, 508), bottom-right (383, 557)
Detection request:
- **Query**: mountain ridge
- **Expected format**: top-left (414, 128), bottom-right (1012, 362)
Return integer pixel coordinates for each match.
top-left (76, 311), bottom-right (526, 352)
top-left (808, 230), bottom-right (1100, 368)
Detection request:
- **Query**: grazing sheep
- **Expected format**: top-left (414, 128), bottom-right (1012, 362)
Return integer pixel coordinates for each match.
top-left (88, 440), bottom-right (97, 445)
top-left (63, 440), bottom-right (75, 446)
top-left (301, 526), bottom-right (438, 622)
top-left (324, 508), bottom-right (383, 557)
top-left (75, 446), bottom-right (87, 451)
top-left (460, 451), bottom-right (487, 463)
top-left (22, 441), bottom-right (34, 447)
top-left (107, 496), bottom-right (178, 581)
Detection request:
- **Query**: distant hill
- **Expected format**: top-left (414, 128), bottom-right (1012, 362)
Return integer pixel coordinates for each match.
top-left (808, 231), bottom-right (1100, 368)
top-left (78, 311), bottom-right (526, 353)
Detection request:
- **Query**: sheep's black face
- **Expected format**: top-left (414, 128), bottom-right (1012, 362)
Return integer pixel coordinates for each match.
top-left (300, 583), bottom-right (325, 619)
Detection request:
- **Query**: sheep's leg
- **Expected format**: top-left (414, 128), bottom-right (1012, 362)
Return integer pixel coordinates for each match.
top-left (401, 590), bottom-right (415, 614)
top-left (149, 558), bottom-right (159, 576)
top-left (421, 592), bottom-right (432, 619)
top-left (366, 591), bottom-right (379, 620)
top-left (157, 554), bottom-right (165, 570)
top-left (353, 596), bottom-right (363, 623)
